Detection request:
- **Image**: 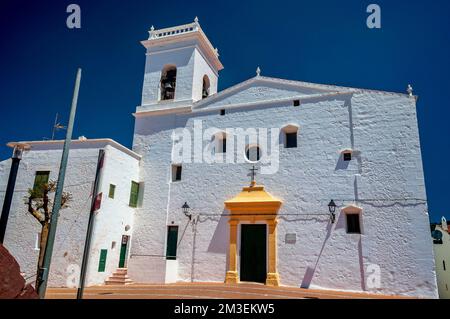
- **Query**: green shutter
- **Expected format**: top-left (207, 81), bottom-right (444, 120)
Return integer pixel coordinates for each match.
top-left (119, 242), bottom-right (127, 268)
top-left (166, 226), bottom-right (179, 260)
top-left (98, 249), bottom-right (107, 272)
top-left (33, 171), bottom-right (50, 197)
top-left (129, 181), bottom-right (139, 207)
top-left (108, 184), bottom-right (116, 199)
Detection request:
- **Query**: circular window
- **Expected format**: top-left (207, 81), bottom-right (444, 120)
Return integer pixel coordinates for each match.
top-left (246, 145), bottom-right (262, 162)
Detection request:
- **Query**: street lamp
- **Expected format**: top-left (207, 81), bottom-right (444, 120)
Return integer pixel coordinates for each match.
top-left (0, 143), bottom-right (30, 243)
top-left (328, 199), bottom-right (337, 224)
top-left (182, 202), bottom-right (191, 220)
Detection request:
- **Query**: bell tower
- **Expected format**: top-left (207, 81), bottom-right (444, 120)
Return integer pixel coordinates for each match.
top-left (138, 18), bottom-right (224, 113)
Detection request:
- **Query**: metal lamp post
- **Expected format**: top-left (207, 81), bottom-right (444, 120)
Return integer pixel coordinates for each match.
top-left (37, 68), bottom-right (81, 298)
top-left (0, 143), bottom-right (29, 244)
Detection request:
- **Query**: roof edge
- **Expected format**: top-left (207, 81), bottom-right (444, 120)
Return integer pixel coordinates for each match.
top-left (6, 138), bottom-right (142, 160)
top-left (193, 75), bottom-right (417, 110)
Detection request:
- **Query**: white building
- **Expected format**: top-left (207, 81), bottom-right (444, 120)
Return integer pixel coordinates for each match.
top-left (432, 217), bottom-right (450, 299)
top-left (0, 18), bottom-right (437, 298)
top-left (0, 139), bottom-right (140, 286)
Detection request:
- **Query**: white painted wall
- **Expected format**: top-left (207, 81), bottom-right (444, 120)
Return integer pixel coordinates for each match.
top-left (165, 260), bottom-right (179, 283)
top-left (192, 48), bottom-right (218, 101)
top-left (85, 144), bottom-right (141, 286)
top-left (196, 81), bottom-right (331, 108)
top-left (140, 41), bottom-right (219, 111)
top-left (432, 218), bottom-right (450, 299)
top-left (141, 45), bottom-right (196, 106)
top-left (129, 84), bottom-right (437, 298)
top-left (0, 140), bottom-right (140, 287)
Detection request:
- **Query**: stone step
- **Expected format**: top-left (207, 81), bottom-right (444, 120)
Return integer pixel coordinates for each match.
top-left (104, 278), bottom-right (133, 285)
top-left (109, 275), bottom-right (130, 281)
top-left (106, 276), bottom-right (132, 281)
top-left (115, 268), bottom-right (128, 274)
top-left (104, 268), bottom-right (133, 286)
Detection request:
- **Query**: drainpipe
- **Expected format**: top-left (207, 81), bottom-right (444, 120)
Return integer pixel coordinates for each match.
top-left (0, 143), bottom-right (29, 244)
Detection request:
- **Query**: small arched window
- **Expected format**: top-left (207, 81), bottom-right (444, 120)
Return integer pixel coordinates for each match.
top-left (212, 131), bottom-right (227, 154)
top-left (160, 65), bottom-right (177, 101)
top-left (342, 205), bottom-right (363, 234)
top-left (202, 75), bottom-right (210, 99)
top-left (281, 125), bottom-right (298, 148)
top-left (246, 145), bottom-right (261, 162)
top-left (341, 149), bottom-right (353, 161)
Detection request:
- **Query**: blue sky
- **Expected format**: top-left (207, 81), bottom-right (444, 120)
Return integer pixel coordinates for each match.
top-left (0, 0), bottom-right (449, 222)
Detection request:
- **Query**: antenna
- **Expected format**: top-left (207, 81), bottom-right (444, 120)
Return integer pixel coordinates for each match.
top-left (51, 113), bottom-right (67, 140)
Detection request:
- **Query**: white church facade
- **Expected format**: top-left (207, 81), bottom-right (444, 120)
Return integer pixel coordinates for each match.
top-left (0, 19), bottom-right (438, 298)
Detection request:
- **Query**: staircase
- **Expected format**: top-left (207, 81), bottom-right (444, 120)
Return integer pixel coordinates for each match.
top-left (105, 268), bottom-right (133, 285)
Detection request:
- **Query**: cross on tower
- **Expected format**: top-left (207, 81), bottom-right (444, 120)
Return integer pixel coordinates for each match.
top-left (249, 165), bottom-right (258, 186)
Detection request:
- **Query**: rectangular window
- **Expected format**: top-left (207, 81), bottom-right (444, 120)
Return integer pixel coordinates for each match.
top-left (346, 214), bottom-right (361, 234)
top-left (285, 133), bottom-right (297, 148)
top-left (129, 181), bottom-right (139, 207)
top-left (166, 226), bottom-right (179, 260)
top-left (444, 260), bottom-right (446, 271)
top-left (293, 100), bottom-right (300, 107)
top-left (220, 109), bottom-right (225, 116)
top-left (33, 171), bottom-right (50, 197)
top-left (98, 249), bottom-right (108, 272)
top-left (172, 165), bottom-right (182, 182)
top-left (343, 152), bottom-right (352, 161)
top-left (108, 184), bottom-right (116, 199)
top-left (216, 137), bottom-right (226, 154)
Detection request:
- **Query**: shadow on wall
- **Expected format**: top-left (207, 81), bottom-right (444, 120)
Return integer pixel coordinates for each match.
top-left (300, 212), bottom-right (366, 291)
top-left (197, 210), bottom-right (229, 280)
top-left (206, 212), bottom-right (229, 254)
top-left (177, 209), bottom-right (230, 283)
top-left (334, 209), bottom-right (346, 231)
top-left (335, 154), bottom-right (350, 170)
top-left (300, 222), bottom-right (333, 289)
top-left (335, 96), bottom-right (354, 171)
top-left (358, 237), bottom-right (366, 291)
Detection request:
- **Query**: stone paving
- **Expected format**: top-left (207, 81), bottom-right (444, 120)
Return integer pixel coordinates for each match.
top-left (46, 282), bottom-right (413, 299)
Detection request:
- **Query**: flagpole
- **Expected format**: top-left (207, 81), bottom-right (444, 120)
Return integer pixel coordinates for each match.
top-left (37, 68), bottom-right (81, 298)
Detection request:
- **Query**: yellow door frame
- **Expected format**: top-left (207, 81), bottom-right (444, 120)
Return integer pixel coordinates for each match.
top-left (224, 182), bottom-right (282, 286)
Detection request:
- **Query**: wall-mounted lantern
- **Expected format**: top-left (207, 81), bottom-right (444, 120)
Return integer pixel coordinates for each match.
top-left (182, 202), bottom-right (191, 220)
top-left (328, 199), bottom-right (337, 224)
